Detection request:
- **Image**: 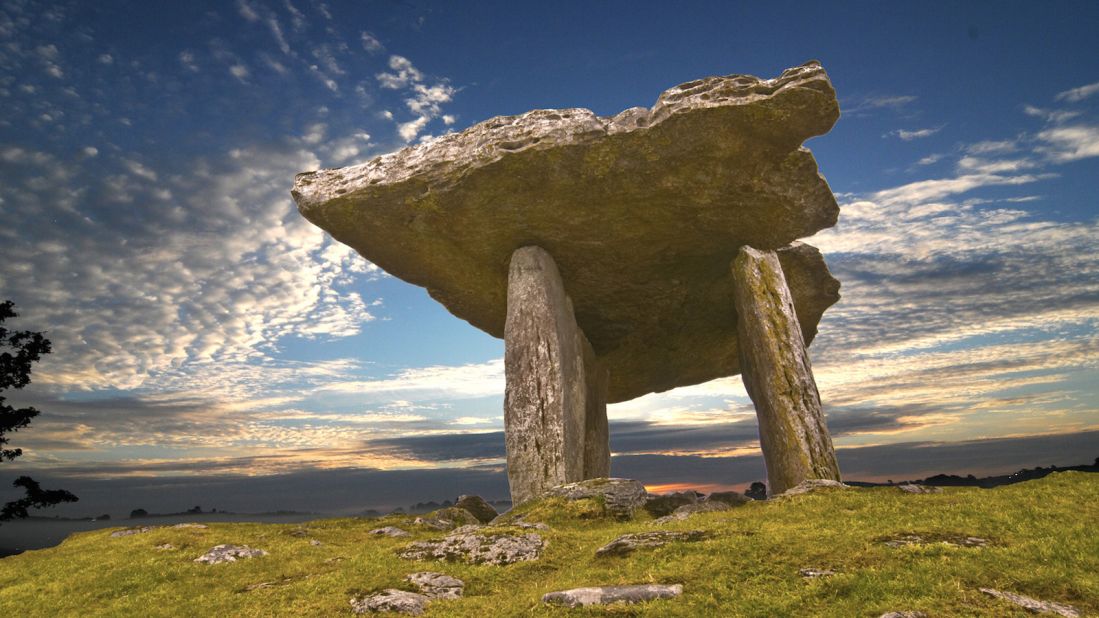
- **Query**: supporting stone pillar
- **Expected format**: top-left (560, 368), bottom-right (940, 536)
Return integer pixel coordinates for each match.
top-left (504, 246), bottom-right (610, 504)
top-left (731, 245), bottom-right (840, 495)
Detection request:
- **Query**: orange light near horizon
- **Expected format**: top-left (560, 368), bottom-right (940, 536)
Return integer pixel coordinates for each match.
top-left (643, 482), bottom-right (745, 495)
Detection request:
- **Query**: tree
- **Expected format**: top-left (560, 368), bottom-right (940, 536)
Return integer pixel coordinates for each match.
top-left (0, 300), bottom-right (77, 522)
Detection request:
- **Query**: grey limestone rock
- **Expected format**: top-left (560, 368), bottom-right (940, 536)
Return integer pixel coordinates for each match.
top-left (653, 501), bottom-right (732, 525)
top-left (542, 584), bottom-right (684, 607)
top-left (370, 526), bottom-right (411, 538)
top-left (350, 589), bottom-right (430, 615)
top-left (543, 477), bottom-right (648, 520)
top-left (399, 532), bottom-right (543, 565)
top-left (980, 588), bottom-right (1080, 617)
top-left (110, 526), bottom-right (156, 537)
top-left (879, 613), bottom-right (928, 618)
top-left (644, 491), bottom-right (701, 517)
top-left (291, 61), bottom-right (841, 405)
top-left (595, 530), bottom-right (707, 557)
top-left (453, 495), bottom-right (499, 523)
top-left (881, 533), bottom-right (989, 548)
top-left (406, 572), bottom-right (464, 599)
top-left (897, 484), bottom-right (942, 494)
top-left (194, 544), bottom-right (268, 565)
top-left (798, 568), bottom-right (837, 578)
top-left (733, 245), bottom-right (841, 495)
top-left (413, 506), bottom-right (481, 530)
top-left (774, 478), bottom-right (848, 498)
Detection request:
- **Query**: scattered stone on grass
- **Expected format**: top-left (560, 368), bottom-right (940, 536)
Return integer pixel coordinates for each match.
top-left (897, 484), bottom-right (942, 494)
top-left (110, 526), bottom-right (156, 537)
top-left (774, 479), bottom-right (849, 498)
top-left (595, 530), bottom-right (707, 557)
top-left (643, 491), bottom-right (700, 517)
top-left (514, 521), bottom-right (550, 531)
top-left (309, 539), bottom-right (322, 546)
top-left (706, 491), bottom-right (752, 507)
top-left (542, 584), bottom-right (684, 607)
top-left (980, 588), bottom-right (1080, 617)
top-left (880, 533), bottom-right (989, 548)
top-left (653, 501), bottom-right (731, 525)
top-left (324, 556), bottom-right (346, 563)
top-left (171, 523), bottom-right (208, 529)
top-left (399, 532), bottom-right (544, 565)
top-left (879, 612), bottom-right (928, 618)
top-left (155, 543), bottom-right (176, 551)
top-left (454, 495), bottom-right (498, 523)
top-left (542, 478), bottom-right (648, 520)
top-left (370, 526), bottom-right (411, 538)
top-left (194, 544), bottom-right (268, 564)
top-left (407, 572), bottom-right (465, 599)
top-left (413, 506), bottom-right (481, 531)
top-left (350, 589), bottom-right (430, 615)
top-left (798, 568), bottom-right (836, 578)
top-left (288, 528), bottom-right (309, 538)
top-left (245, 577), bottom-right (295, 592)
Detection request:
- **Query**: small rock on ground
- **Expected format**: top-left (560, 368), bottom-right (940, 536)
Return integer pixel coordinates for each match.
top-left (882, 533), bottom-right (989, 548)
top-left (543, 478), bottom-right (648, 520)
top-left (879, 612), bottom-right (928, 618)
top-left (706, 491), bottom-right (752, 506)
top-left (309, 539), bottom-right (322, 546)
top-left (110, 526), bottom-right (156, 537)
top-left (407, 572), bottom-right (464, 599)
top-left (643, 491), bottom-right (700, 517)
top-left (350, 589), bottom-right (429, 615)
top-left (454, 495), bottom-right (498, 523)
top-left (370, 526), bottom-right (410, 537)
top-left (155, 543), bottom-right (176, 551)
top-left (400, 532), bottom-right (543, 565)
top-left (799, 568), bottom-right (837, 578)
top-left (542, 584), bottom-right (683, 607)
top-left (775, 479), bottom-right (848, 498)
top-left (897, 484), bottom-right (942, 494)
top-left (514, 521), bottom-right (550, 530)
top-left (980, 588), bottom-right (1080, 617)
top-left (653, 501), bottom-right (731, 525)
top-left (171, 523), bottom-right (208, 529)
top-left (595, 530), bottom-right (706, 557)
top-left (194, 544), bottom-right (268, 564)
top-left (413, 506), bottom-right (480, 530)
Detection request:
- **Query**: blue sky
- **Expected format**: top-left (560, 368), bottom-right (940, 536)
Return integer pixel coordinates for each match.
top-left (0, 0), bottom-right (1097, 514)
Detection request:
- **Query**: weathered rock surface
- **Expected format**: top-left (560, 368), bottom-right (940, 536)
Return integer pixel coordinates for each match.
top-left (370, 526), bottom-right (411, 537)
top-left (595, 530), bottom-right (707, 557)
top-left (880, 533), bottom-right (989, 548)
top-left (413, 507), bottom-right (481, 530)
top-left (542, 584), bottom-right (684, 607)
top-left (350, 589), bottom-right (430, 615)
top-left (399, 532), bottom-right (543, 565)
top-left (897, 484), bottom-right (942, 494)
top-left (110, 526), bottom-right (155, 537)
top-left (706, 491), bottom-right (752, 507)
top-left (879, 612), bottom-right (928, 618)
top-left (407, 572), bottom-right (464, 599)
top-left (774, 478), bottom-right (848, 498)
top-left (194, 544), bottom-right (268, 565)
top-left (504, 246), bottom-right (608, 504)
top-left (453, 495), bottom-right (499, 524)
top-left (798, 568), bottom-right (836, 578)
top-left (292, 61), bottom-right (841, 403)
top-left (542, 478), bottom-right (648, 520)
top-left (733, 245), bottom-right (841, 495)
top-left (644, 491), bottom-right (701, 517)
top-left (979, 588), bottom-right (1080, 617)
top-left (653, 501), bottom-right (732, 525)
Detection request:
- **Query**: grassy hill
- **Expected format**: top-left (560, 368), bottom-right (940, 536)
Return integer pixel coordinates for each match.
top-left (0, 472), bottom-right (1095, 616)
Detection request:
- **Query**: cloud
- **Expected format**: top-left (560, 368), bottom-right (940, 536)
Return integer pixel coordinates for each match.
top-left (229, 63), bottom-right (250, 81)
top-left (886, 127), bottom-right (941, 141)
top-left (1054, 80), bottom-right (1099, 103)
top-left (320, 359), bottom-right (504, 400)
top-left (1023, 104), bottom-right (1082, 124)
top-left (844, 95), bottom-right (917, 116)
top-left (361, 32), bottom-right (384, 54)
top-left (374, 55), bottom-right (456, 142)
top-left (376, 55), bottom-right (423, 89)
top-left (1035, 125), bottom-right (1099, 162)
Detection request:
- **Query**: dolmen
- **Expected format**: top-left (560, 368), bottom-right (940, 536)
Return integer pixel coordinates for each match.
top-left (292, 60), bottom-right (844, 503)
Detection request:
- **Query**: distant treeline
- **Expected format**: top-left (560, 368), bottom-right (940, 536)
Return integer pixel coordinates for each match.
top-left (846, 458), bottom-right (1099, 489)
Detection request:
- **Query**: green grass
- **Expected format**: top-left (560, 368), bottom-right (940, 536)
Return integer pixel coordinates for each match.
top-left (1, 472), bottom-right (1096, 617)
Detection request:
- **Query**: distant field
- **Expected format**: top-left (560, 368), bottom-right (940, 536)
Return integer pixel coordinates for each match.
top-left (0, 472), bottom-right (1095, 617)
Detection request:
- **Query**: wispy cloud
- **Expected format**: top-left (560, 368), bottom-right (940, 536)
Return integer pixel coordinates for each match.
top-left (885, 126), bottom-right (942, 141)
top-left (1055, 80), bottom-right (1099, 103)
top-left (844, 94), bottom-right (917, 116)
top-left (1035, 124), bottom-right (1099, 162)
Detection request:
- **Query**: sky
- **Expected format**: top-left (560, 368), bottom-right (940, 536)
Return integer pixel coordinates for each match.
top-left (0, 0), bottom-right (1097, 516)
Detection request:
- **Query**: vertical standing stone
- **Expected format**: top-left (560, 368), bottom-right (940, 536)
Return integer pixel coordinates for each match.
top-left (731, 245), bottom-right (840, 495)
top-left (504, 246), bottom-right (609, 504)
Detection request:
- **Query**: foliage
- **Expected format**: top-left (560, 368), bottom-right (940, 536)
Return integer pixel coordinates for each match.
top-left (0, 301), bottom-right (77, 522)
top-left (0, 472), bottom-right (1095, 616)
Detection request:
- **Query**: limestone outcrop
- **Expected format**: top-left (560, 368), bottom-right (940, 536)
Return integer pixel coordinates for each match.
top-left (292, 61), bottom-right (840, 404)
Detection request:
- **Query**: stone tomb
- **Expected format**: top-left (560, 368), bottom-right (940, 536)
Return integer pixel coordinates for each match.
top-left (292, 61), bottom-right (843, 502)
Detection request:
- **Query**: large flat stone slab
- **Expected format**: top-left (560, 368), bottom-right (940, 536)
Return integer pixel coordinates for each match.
top-left (293, 61), bottom-right (841, 403)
